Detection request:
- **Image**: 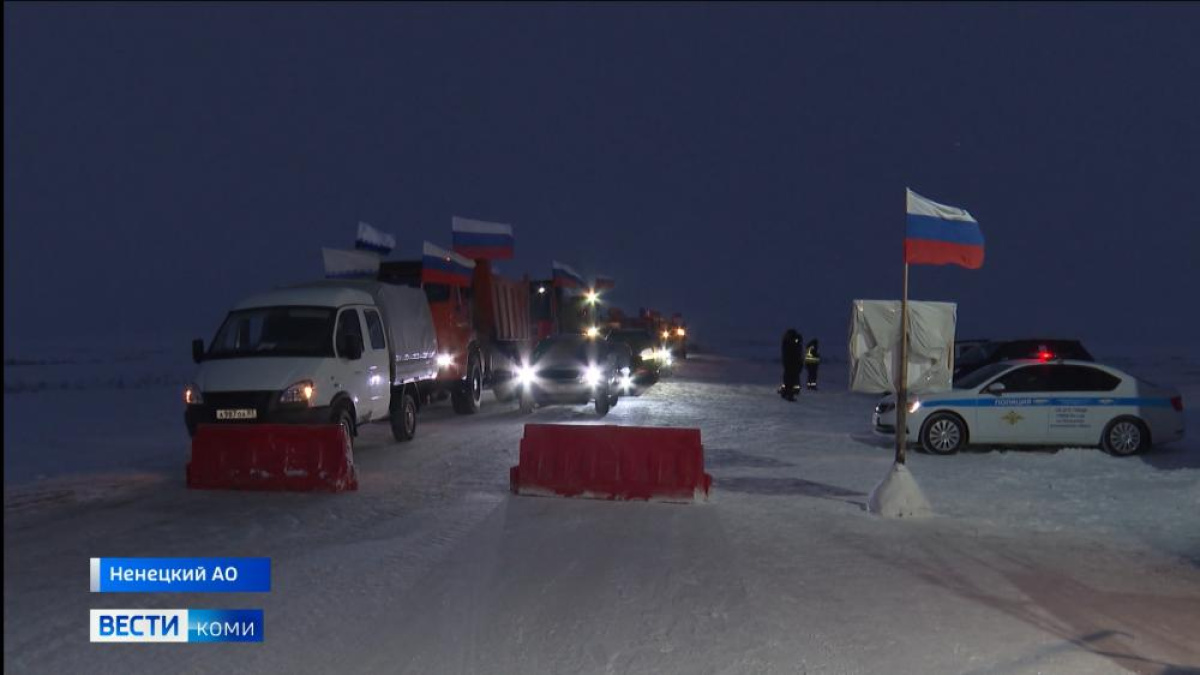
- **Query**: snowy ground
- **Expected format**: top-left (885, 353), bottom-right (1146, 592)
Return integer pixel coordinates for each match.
top-left (4, 345), bottom-right (1200, 674)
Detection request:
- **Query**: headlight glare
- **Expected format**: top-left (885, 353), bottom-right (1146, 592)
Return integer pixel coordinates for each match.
top-left (584, 365), bottom-right (602, 386)
top-left (280, 380), bottom-right (316, 405)
top-left (436, 353), bottom-right (454, 368)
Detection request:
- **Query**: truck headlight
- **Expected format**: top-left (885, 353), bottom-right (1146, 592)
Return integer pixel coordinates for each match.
top-left (436, 353), bottom-right (454, 368)
top-left (584, 365), bottom-right (602, 386)
top-left (280, 380), bottom-right (316, 405)
top-left (184, 383), bottom-right (203, 406)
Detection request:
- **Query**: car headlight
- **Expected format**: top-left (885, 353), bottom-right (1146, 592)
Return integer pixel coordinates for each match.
top-left (280, 380), bottom-right (316, 405)
top-left (436, 353), bottom-right (454, 368)
top-left (584, 365), bottom-right (602, 386)
top-left (659, 349), bottom-right (674, 366)
top-left (184, 383), bottom-right (203, 406)
top-left (639, 348), bottom-right (657, 360)
top-left (620, 375), bottom-right (634, 389)
top-left (516, 364), bottom-right (536, 386)
top-left (907, 400), bottom-right (921, 414)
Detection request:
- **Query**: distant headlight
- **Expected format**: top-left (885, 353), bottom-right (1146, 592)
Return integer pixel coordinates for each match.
top-left (676, 328), bottom-right (686, 337)
top-left (620, 375), bottom-right (634, 390)
top-left (516, 364), bottom-right (536, 386)
top-left (584, 365), bottom-right (602, 386)
top-left (585, 326), bottom-right (599, 338)
top-left (436, 353), bottom-right (454, 368)
top-left (639, 348), bottom-right (657, 360)
top-left (184, 383), bottom-right (203, 406)
top-left (659, 349), bottom-right (674, 366)
top-left (280, 380), bottom-right (316, 405)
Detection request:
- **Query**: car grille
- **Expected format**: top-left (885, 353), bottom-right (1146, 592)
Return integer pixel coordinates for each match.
top-left (540, 368), bottom-right (582, 381)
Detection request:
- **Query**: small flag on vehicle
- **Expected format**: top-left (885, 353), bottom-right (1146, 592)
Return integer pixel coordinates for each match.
top-left (452, 216), bottom-right (514, 260)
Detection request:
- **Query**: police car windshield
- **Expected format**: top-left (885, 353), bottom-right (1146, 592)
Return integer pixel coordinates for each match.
top-left (954, 362), bottom-right (1012, 389)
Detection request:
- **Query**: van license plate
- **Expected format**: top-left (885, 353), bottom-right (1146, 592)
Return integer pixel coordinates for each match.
top-left (216, 409), bottom-right (257, 420)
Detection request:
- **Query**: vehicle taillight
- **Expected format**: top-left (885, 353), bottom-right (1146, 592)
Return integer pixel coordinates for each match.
top-left (1171, 396), bottom-right (1183, 412)
top-left (1037, 351), bottom-right (1054, 361)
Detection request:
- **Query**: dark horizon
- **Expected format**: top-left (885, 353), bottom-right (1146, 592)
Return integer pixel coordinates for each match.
top-left (6, 3), bottom-right (1199, 354)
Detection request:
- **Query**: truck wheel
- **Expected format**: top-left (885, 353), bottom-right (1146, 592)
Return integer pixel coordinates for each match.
top-left (595, 387), bottom-right (611, 416)
top-left (332, 401), bottom-right (356, 449)
top-left (390, 389), bottom-right (418, 443)
top-left (452, 355), bottom-right (483, 415)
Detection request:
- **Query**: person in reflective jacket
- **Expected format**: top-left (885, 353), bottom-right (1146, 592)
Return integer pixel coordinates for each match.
top-left (780, 329), bottom-right (803, 401)
top-left (804, 339), bottom-right (821, 390)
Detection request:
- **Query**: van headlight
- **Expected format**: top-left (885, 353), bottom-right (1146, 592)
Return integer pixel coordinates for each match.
top-left (184, 383), bottom-right (203, 406)
top-left (280, 380), bottom-right (316, 405)
top-left (584, 365), bottom-right (602, 386)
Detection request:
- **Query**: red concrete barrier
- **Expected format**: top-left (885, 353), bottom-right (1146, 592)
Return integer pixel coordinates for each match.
top-left (509, 424), bottom-right (712, 502)
top-left (187, 424), bottom-right (358, 492)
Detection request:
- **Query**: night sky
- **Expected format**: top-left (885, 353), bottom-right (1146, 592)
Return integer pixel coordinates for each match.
top-left (5, 3), bottom-right (1199, 355)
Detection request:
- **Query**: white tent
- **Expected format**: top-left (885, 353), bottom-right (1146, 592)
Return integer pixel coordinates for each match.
top-left (848, 300), bottom-right (956, 394)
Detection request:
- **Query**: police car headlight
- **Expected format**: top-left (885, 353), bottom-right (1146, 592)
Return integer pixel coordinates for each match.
top-left (584, 365), bottom-right (602, 386)
top-left (907, 400), bottom-right (922, 414)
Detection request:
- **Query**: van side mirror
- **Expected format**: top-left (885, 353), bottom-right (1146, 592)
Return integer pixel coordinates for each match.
top-left (192, 339), bottom-right (206, 364)
top-left (985, 381), bottom-right (1006, 395)
top-left (339, 334), bottom-right (364, 361)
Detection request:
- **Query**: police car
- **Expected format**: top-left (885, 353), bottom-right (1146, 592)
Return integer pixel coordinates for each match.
top-left (874, 359), bottom-right (1184, 456)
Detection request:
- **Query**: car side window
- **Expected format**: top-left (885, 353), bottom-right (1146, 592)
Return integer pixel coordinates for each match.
top-left (995, 365), bottom-right (1054, 393)
top-left (1046, 365), bottom-right (1119, 392)
top-left (335, 309), bottom-right (364, 356)
top-left (363, 309), bottom-right (386, 351)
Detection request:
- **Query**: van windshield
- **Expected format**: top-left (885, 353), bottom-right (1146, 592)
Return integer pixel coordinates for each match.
top-left (208, 307), bottom-right (336, 358)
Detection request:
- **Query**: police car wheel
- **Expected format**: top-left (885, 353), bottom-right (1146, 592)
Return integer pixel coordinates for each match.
top-left (921, 413), bottom-right (965, 455)
top-left (1102, 417), bottom-right (1149, 456)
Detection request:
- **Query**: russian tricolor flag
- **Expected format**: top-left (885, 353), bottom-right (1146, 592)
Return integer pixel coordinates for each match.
top-left (905, 189), bottom-right (984, 269)
top-left (422, 242), bottom-right (476, 287)
top-left (452, 216), bottom-right (514, 260)
top-left (552, 261), bottom-right (585, 289)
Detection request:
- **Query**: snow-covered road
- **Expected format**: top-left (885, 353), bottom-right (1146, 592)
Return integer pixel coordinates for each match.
top-left (5, 354), bottom-right (1199, 674)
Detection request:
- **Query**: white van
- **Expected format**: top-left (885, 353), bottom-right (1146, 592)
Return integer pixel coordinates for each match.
top-left (185, 280), bottom-right (438, 445)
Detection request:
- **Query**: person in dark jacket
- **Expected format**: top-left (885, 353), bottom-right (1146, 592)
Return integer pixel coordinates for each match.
top-left (804, 338), bottom-right (821, 390)
top-left (780, 329), bottom-right (803, 401)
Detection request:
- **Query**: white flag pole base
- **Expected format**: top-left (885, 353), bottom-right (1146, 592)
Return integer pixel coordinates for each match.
top-left (868, 462), bottom-right (933, 518)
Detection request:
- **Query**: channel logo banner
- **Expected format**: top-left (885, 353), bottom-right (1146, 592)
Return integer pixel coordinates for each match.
top-left (90, 609), bottom-right (264, 643)
top-left (91, 558), bottom-right (271, 593)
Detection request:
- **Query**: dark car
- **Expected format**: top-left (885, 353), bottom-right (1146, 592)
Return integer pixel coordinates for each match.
top-left (605, 328), bottom-right (662, 393)
top-left (954, 339), bottom-right (1094, 381)
top-left (515, 335), bottom-right (623, 415)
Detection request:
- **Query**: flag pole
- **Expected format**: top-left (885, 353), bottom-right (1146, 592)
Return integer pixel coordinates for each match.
top-left (896, 260), bottom-right (910, 465)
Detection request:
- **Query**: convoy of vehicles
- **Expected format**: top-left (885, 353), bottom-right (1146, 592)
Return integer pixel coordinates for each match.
top-left (874, 358), bottom-right (1185, 456)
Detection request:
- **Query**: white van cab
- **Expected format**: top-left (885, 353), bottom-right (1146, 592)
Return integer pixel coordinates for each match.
top-left (185, 281), bottom-right (438, 445)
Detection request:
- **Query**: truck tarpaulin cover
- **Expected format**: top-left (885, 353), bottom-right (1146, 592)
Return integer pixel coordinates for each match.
top-left (848, 300), bottom-right (956, 394)
top-left (304, 280), bottom-right (438, 384)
